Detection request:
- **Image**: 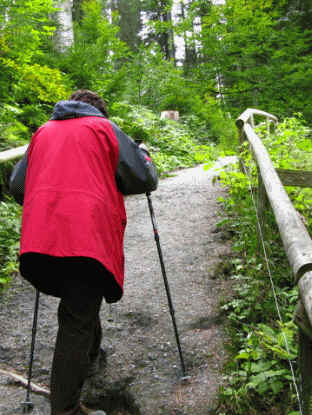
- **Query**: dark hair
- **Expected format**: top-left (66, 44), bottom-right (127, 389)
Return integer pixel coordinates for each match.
top-left (69, 89), bottom-right (109, 118)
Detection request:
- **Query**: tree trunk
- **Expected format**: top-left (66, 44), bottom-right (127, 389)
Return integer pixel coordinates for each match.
top-left (160, 7), bottom-right (175, 61)
top-left (140, 0), bottom-right (175, 61)
top-left (72, 0), bottom-right (83, 23)
top-left (54, 0), bottom-right (74, 51)
top-left (115, 0), bottom-right (141, 50)
top-left (181, 1), bottom-right (197, 69)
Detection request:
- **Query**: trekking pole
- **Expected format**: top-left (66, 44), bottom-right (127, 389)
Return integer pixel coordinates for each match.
top-left (22, 289), bottom-right (40, 413)
top-left (146, 191), bottom-right (188, 379)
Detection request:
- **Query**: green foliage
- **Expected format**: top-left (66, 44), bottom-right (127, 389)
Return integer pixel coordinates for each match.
top-left (223, 320), bottom-right (297, 397)
top-left (123, 44), bottom-right (201, 114)
top-left (198, 0), bottom-right (312, 121)
top-left (257, 115), bottom-right (312, 227)
top-left (216, 115), bottom-right (311, 414)
top-left (1, 56), bottom-right (71, 130)
top-left (0, 0), bottom-right (56, 65)
top-left (0, 59), bottom-right (71, 147)
top-left (110, 102), bottom-right (213, 175)
top-left (124, 47), bottom-right (237, 147)
top-left (0, 198), bottom-right (21, 290)
top-left (57, 0), bottom-right (129, 102)
top-left (0, 104), bottom-right (29, 150)
top-left (190, 96), bottom-right (237, 150)
top-left (14, 63), bottom-right (71, 104)
top-left (0, 0), bottom-right (72, 136)
top-left (258, 115), bottom-right (312, 171)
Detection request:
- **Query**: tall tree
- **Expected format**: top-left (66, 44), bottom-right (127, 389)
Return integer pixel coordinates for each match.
top-left (0, 0), bottom-right (70, 131)
top-left (174, 0), bottom-right (212, 71)
top-left (141, 0), bottom-right (176, 61)
top-left (180, 1), bottom-right (197, 68)
top-left (54, 0), bottom-right (74, 50)
top-left (58, 0), bottom-right (129, 99)
top-left (110, 0), bottom-right (141, 51)
top-left (196, 0), bottom-right (312, 119)
top-left (72, 0), bottom-right (84, 23)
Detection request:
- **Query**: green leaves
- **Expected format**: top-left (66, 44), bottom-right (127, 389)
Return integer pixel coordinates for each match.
top-left (0, 199), bottom-right (21, 291)
top-left (0, 103), bottom-right (29, 150)
top-left (230, 321), bottom-right (297, 397)
top-left (110, 102), bottom-right (212, 175)
top-left (256, 116), bottom-right (312, 225)
top-left (58, 0), bottom-right (129, 97)
top-left (217, 114), bottom-right (310, 413)
top-left (0, 0), bottom-right (72, 136)
top-left (198, 0), bottom-right (312, 121)
top-left (1, 0), bottom-right (56, 63)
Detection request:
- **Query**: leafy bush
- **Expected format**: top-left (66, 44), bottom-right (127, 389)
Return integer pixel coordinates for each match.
top-left (13, 63), bottom-right (72, 105)
top-left (0, 104), bottom-right (29, 150)
top-left (217, 164), bottom-right (299, 414)
top-left (0, 0), bottom-right (72, 137)
top-left (216, 114), bottom-right (311, 414)
top-left (56, 0), bottom-right (129, 102)
top-left (193, 96), bottom-right (237, 151)
top-left (257, 114), bottom-right (312, 229)
top-left (123, 44), bottom-right (199, 114)
top-left (0, 199), bottom-right (21, 290)
top-left (110, 102), bottom-right (213, 175)
top-left (258, 114), bottom-right (312, 171)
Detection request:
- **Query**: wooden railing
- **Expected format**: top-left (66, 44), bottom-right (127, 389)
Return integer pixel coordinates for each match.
top-left (0, 145), bottom-right (27, 196)
top-left (236, 108), bottom-right (312, 414)
top-left (0, 145), bottom-right (28, 164)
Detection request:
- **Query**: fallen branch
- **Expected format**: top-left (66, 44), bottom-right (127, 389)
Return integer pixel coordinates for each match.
top-left (0, 368), bottom-right (50, 398)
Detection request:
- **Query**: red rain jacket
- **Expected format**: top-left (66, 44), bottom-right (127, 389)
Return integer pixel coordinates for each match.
top-left (11, 101), bottom-right (158, 301)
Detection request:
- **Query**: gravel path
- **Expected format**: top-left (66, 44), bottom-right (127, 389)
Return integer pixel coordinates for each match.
top-left (0, 158), bottom-right (235, 415)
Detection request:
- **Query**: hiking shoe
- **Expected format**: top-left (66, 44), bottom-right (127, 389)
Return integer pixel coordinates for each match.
top-left (79, 403), bottom-right (106, 415)
top-left (87, 348), bottom-right (107, 377)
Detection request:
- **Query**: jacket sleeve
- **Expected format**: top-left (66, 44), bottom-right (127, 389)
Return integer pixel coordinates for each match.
top-left (109, 121), bottom-right (158, 195)
top-left (9, 150), bottom-right (28, 205)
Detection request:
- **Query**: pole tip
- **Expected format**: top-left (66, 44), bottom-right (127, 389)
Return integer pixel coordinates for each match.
top-left (22, 401), bottom-right (34, 413)
top-left (180, 375), bottom-right (191, 384)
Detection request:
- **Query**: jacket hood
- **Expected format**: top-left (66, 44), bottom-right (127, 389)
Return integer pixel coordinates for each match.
top-left (50, 100), bottom-right (105, 120)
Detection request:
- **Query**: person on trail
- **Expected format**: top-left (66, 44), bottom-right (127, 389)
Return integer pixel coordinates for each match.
top-left (10, 89), bottom-right (158, 415)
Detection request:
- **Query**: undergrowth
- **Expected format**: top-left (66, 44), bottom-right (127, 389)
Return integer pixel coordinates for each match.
top-left (216, 114), bottom-right (312, 415)
top-left (110, 102), bottom-right (215, 175)
top-left (0, 198), bottom-right (21, 288)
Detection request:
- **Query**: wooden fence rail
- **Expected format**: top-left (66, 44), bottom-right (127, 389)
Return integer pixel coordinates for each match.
top-left (236, 108), bottom-right (312, 414)
top-left (0, 144), bottom-right (28, 164)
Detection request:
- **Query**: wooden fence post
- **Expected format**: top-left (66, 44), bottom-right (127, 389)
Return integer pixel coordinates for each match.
top-left (295, 300), bottom-right (312, 414)
top-left (299, 329), bottom-right (312, 415)
top-left (237, 122), bottom-right (247, 174)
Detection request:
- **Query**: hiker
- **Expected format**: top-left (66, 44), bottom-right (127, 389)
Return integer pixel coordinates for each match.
top-left (10, 89), bottom-right (158, 415)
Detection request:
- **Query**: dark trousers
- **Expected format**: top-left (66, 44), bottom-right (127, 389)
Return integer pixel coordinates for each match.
top-left (50, 274), bottom-right (103, 415)
top-left (19, 254), bottom-right (120, 414)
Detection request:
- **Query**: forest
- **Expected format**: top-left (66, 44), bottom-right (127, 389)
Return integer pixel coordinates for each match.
top-left (0, 1), bottom-right (312, 414)
top-left (1, 0), bottom-right (311, 152)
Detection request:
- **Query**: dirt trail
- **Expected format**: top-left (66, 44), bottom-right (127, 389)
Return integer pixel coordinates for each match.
top-left (0, 158), bottom-right (235, 415)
